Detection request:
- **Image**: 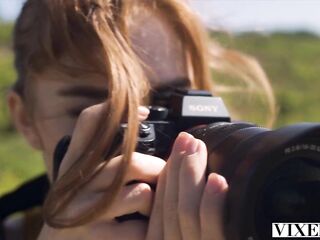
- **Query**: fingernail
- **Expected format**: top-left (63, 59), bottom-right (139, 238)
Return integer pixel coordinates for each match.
top-left (184, 135), bottom-right (199, 155)
top-left (206, 173), bottom-right (227, 195)
top-left (138, 106), bottom-right (150, 116)
top-left (172, 132), bottom-right (190, 153)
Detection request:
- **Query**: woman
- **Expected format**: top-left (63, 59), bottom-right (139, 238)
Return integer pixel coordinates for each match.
top-left (4, 0), bottom-right (276, 239)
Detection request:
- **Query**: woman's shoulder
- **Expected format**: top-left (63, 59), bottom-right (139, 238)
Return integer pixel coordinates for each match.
top-left (3, 207), bottom-right (43, 240)
top-left (0, 175), bottom-right (49, 240)
top-left (3, 212), bottom-right (25, 240)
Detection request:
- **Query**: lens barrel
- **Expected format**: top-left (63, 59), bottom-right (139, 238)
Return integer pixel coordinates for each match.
top-left (189, 122), bottom-right (320, 240)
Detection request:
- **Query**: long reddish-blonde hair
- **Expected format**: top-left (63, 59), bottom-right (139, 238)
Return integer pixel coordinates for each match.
top-left (12, 0), bottom-right (276, 228)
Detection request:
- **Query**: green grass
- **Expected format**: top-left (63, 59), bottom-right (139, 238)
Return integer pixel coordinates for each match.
top-left (213, 31), bottom-right (320, 126)
top-left (0, 47), bottom-right (16, 132)
top-left (0, 22), bottom-right (13, 47)
top-left (1, 21), bottom-right (320, 195)
top-left (0, 133), bottom-right (44, 195)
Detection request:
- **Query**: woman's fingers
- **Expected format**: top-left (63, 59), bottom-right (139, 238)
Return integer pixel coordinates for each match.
top-left (108, 220), bottom-right (148, 240)
top-left (102, 182), bottom-right (154, 220)
top-left (58, 102), bottom-right (107, 177)
top-left (145, 168), bottom-right (167, 240)
top-left (138, 106), bottom-right (150, 121)
top-left (39, 218), bottom-right (148, 240)
top-left (147, 132), bottom-right (228, 240)
top-left (84, 152), bottom-right (165, 193)
top-left (178, 138), bottom-right (207, 240)
top-left (124, 153), bottom-right (165, 186)
top-left (60, 153), bottom-right (165, 221)
top-left (163, 132), bottom-right (192, 240)
top-left (90, 220), bottom-right (148, 240)
top-left (60, 151), bottom-right (164, 220)
top-left (200, 173), bottom-right (228, 240)
top-left (57, 105), bottom-right (150, 178)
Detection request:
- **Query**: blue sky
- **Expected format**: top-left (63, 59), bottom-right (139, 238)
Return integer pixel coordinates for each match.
top-left (1, 0), bottom-right (320, 34)
top-left (190, 0), bottom-right (320, 34)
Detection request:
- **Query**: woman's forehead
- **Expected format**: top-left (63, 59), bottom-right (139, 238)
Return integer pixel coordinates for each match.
top-left (128, 9), bottom-right (188, 88)
top-left (34, 9), bottom-right (188, 92)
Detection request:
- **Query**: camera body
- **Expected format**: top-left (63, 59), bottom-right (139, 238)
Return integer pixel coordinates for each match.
top-left (134, 89), bottom-right (231, 157)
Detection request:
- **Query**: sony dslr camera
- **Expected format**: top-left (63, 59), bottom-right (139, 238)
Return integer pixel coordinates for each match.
top-left (133, 88), bottom-right (320, 240)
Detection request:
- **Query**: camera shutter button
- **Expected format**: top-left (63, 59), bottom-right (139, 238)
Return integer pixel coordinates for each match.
top-left (148, 106), bottom-right (168, 120)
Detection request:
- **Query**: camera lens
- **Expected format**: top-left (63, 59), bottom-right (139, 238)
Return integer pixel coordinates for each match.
top-left (262, 157), bottom-right (320, 221)
top-left (189, 122), bottom-right (320, 240)
top-left (251, 157), bottom-right (320, 240)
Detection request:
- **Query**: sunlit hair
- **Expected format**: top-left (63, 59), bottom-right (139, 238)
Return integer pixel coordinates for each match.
top-left (12, 0), bottom-right (276, 228)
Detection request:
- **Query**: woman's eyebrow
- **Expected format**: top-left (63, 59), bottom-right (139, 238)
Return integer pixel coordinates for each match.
top-left (57, 86), bottom-right (108, 99)
top-left (57, 78), bottom-right (189, 98)
top-left (154, 78), bottom-right (191, 92)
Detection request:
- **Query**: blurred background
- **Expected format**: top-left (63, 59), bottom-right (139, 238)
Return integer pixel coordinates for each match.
top-left (1, 0), bottom-right (320, 195)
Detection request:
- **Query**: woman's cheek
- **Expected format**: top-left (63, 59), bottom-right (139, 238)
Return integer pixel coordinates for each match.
top-left (34, 117), bottom-right (77, 179)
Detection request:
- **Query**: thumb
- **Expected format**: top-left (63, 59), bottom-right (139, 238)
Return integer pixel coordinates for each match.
top-left (138, 106), bottom-right (150, 121)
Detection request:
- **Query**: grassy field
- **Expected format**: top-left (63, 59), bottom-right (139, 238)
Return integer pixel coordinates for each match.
top-left (1, 21), bottom-right (320, 195)
top-left (0, 133), bottom-right (44, 194)
top-left (211, 31), bottom-right (320, 126)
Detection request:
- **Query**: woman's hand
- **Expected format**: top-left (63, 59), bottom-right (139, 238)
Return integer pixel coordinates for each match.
top-left (38, 104), bottom-right (165, 240)
top-left (146, 132), bottom-right (229, 240)
top-left (39, 153), bottom-right (164, 240)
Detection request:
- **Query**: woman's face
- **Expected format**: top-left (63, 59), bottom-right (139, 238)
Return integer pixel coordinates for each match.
top-left (23, 13), bottom-right (189, 179)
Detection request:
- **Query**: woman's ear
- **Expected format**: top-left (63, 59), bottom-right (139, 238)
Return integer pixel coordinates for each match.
top-left (7, 90), bottom-right (43, 150)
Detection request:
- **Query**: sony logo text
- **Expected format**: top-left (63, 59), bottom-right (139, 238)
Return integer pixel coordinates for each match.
top-left (272, 223), bottom-right (320, 238)
top-left (188, 105), bottom-right (218, 112)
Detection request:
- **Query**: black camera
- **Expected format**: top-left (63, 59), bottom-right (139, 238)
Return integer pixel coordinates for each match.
top-left (133, 88), bottom-right (320, 240)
